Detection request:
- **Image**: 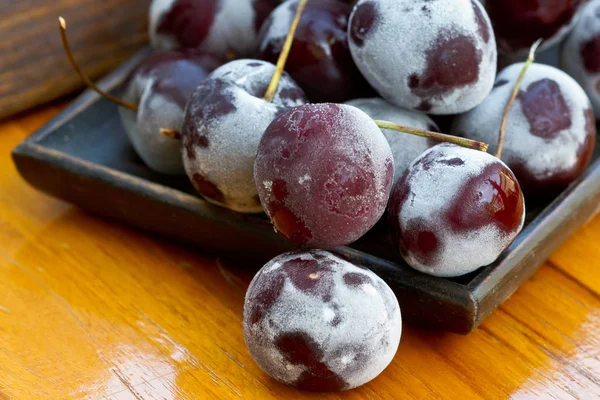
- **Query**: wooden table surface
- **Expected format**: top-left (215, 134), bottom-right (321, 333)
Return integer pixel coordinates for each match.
top-left (0, 104), bottom-right (598, 399)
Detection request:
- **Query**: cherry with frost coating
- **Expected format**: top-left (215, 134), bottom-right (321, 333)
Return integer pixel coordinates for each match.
top-left (561, 0), bottom-right (600, 117)
top-left (149, 0), bottom-right (279, 58)
top-left (243, 250), bottom-right (401, 391)
top-left (58, 16), bottom-right (222, 175)
top-left (388, 143), bottom-right (525, 278)
top-left (254, 103), bottom-right (395, 248)
top-left (452, 62), bottom-right (597, 198)
top-left (348, 0), bottom-right (497, 115)
top-left (345, 98), bottom-right (439, 182)
top-left (120, 50), bottom-right (221, 174)
top-left (181, 59), bottom-right (307, 212)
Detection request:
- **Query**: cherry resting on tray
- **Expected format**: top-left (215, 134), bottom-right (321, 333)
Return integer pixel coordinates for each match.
top-left (345, 98), bottom-right (439, 181)
top-left (561, 0), bottom-right (600, 117)
top-left (254, 103), bottom-right (394, 248)
top-left (182, 59), bottom-right (307, 213)
top-left (149, 0), bottom-right (279, 58)
top-left (348, 0), bottom-right (497, 114)
top-left (388, 143), bottom-right (525, 278)
top-left (485, 0), bottom-right (583, 56)
top-left (243, 250), bottom-right (401, 391)
top-left (452, 62), bottom-right (597, 199)
top-left (258, 0), bottom-right (374, 103)
top-left (120, 50), bottom-right (220, 174)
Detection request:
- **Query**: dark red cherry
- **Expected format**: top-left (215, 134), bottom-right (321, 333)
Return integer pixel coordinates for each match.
top-left (254, 103), bottom-right (394, 248)
top-left (485, 0), bottom-right (584, 54)
top-left (258, 0), bottom-right (374, 103)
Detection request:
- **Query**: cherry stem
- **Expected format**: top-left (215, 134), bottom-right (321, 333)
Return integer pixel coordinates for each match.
top-left (496, 38), bottom-right (542, 159)
top-left (160, 128), bottom-right (182, 140)
top-left (263, 0), bottom-right (309, 102)
top-left (58, 17), bottom-right (139, 112)
top-left (374, 120), bottom-right (489, 152)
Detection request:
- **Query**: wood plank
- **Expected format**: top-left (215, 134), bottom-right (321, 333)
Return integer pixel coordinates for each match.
top-left (0, 107), bottom-right (599, 398)
top-left (0, 0), bottom-right (148, 120)
top-left (549, 213), bottom-right (600, 296)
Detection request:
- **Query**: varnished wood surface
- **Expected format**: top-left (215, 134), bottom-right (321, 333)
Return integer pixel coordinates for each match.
top-left (0, 0), bottom-right (148, 120)
top-left (0, 105), bottom-right (599, 399)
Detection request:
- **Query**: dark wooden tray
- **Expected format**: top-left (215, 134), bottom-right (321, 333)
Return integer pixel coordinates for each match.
top-left (12, 52), bottom-right (600, 334)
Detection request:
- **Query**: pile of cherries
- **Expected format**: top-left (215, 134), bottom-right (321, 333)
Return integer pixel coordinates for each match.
top-left (64, 0), bottom-right (599, 392)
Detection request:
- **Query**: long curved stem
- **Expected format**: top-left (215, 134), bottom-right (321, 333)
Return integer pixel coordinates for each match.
top-left (263, 0), bottom-right (309, 102)
top-left (496, 39), bottom-right (542, 158)
top-left (374, 120), bottom-right (489, 152)
top-left (59, 17), bottom-right (138, 112)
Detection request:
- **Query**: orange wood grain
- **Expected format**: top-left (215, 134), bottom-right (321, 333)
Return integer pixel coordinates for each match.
top-left (0, 106), bottom-right (598, 399)
top-left (0, 0), bottom-right (148, 120)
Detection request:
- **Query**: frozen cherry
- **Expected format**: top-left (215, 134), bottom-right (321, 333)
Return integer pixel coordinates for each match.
top-left (258, 0), bottom-right (374, 103)
top-left (58, 17), bottom-right (221, 175)
top-left (485, 0), bottom-right (583, 55)
top-left (120, 50), bottom-right (221, 174)
top-left (182, 59), bottom-right (307, 212)
top-left (561, 0), bottom-right (600, 117)
top-left (345, 98), bottom-right (439, 182)
top-left (452, 62), bottom-right (596, 199)
top-left (254, 103), bottom-right (394, 248)
top-left (243, 250), bottom-right (401, 391)
top-left (388, 143), bottom-right (525, 277)
top-left (348, 0), bottom-right (497, 115)
top-left (149, 0), bottom-right (279, 58)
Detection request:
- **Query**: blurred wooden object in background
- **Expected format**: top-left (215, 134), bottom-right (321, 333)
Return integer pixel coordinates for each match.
top-left (0, 0), bottom-right (148, 120)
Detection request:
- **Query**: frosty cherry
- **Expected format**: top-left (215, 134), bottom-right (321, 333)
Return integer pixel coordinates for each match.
top-left (149, 0), bottom-right (279, 58)
top-left (452, 62), bottom-right (596, 199)
top-left (388, 144), bottom-right (525, 277)
top-left (348, 0), bottom-right (497, 114)
top-left (243, 250), bottom-right (401, 391)
top-left (120, 50), bottom-right (221, 174)
top-left (182, 60), bottom-right (306, 212)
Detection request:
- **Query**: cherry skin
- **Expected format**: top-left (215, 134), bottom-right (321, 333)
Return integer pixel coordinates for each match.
top-left (348, 0), bottom-right (497, 115)
top-left (258, 0), bottom-right (374, 103)
top-left (120, 49), bottom-right (221, 174)
top-left (181, 59), bottom-right (307, 213)
top-left (243, 250), bottom-right (401, 391)
top-left (452, 62), bottom-right (597, 200)
top-left (149, 0), bottom-right (279, 58)
top-left (254, 103), bottom-right (394, 248)
top-left (345, 97), bottom-right (439, 182)
top-left (485, 0), bottom-right (583, 55)
top-left (388, 143), bottom-right (525, 278)
top-left (561, 0), bottom-right (600, 117)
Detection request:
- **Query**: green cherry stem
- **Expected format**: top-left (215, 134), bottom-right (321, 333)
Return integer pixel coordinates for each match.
top-left (374, 120), bottom-right (490, 152)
